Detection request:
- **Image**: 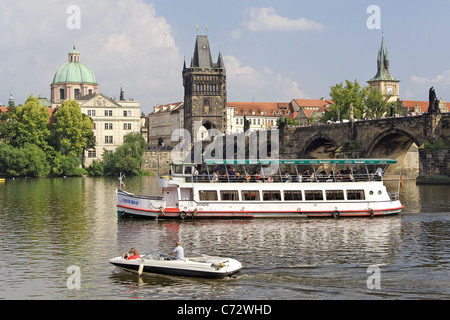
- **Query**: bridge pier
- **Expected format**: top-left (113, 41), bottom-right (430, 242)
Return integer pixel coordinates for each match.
top-left (417, 147), bottom-right (450, 184)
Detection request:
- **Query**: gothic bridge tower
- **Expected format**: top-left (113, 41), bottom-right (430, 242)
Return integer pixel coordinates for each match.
top-left (183, 34), bottom-right (227, 140)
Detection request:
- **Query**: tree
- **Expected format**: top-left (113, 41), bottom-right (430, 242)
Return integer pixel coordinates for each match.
top-left (321, 80), bottom-right (369, 122)
top-left (103, 133), bottom-right (147, 176)
top-left (8, 96), bottom-right (51, 150)
top-left (51, 100), bottom-right (94, 160)
top-left (363, 88), bottom-right (393, 119)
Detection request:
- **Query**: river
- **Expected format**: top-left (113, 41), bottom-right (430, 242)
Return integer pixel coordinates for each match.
top-left (0, 176), bottom-right (449, 300)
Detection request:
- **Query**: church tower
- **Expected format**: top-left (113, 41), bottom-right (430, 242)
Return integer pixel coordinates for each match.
top-left (183, 34), bottom-right (227, 140)
top-left (367, 34), bottom-right (400, 102)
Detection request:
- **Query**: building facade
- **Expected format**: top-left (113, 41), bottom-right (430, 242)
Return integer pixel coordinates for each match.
top-left (50, 47), bottom-right (141, 166)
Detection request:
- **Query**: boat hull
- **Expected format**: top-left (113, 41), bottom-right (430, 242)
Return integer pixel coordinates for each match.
top-left (117, 189), bottom-right (403, 219)
top-left (109, 256), bottom-right (242, 279)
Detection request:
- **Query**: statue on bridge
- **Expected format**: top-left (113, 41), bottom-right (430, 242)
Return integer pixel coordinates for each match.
top-left (428, 87), bottom-right (440, 114)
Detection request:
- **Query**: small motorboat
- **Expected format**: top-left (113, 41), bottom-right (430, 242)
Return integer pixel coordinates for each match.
top-left (109, 251), bottom-right (242, 279)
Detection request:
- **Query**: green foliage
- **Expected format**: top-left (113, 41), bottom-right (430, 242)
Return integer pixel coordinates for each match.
top-left (2, 96), bottom-right (51, 150)
top-left (0, 95), bottom-right (95, 178)
top-left (103, 133), bottom-right (147, 176)
top-left (51, 100), bottom-right (94, 159)
top-left (86, 160), bottom-right (105, 177)
top-left (363, 88), bottom-right (393, 119)
top-left (0, 143), bottom-right (49, 177)
top-left (320, 80), bottom-right (393, 122)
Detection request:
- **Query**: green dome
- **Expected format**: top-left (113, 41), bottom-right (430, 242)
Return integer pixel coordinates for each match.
top-left (53, 61), bottom-right (97, 84)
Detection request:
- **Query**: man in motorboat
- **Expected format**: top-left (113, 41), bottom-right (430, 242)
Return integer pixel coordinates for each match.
top-left (168, 241), bottom-right (184, 260)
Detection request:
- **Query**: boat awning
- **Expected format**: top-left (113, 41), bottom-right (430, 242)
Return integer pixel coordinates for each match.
top-left (204, 159), bottom-right (397, 165)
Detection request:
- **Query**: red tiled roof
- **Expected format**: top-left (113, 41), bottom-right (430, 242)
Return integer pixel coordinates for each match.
top-left (227, 102), bottom-right (292, 117)
top-left (292, 99), bottom-right (334, 107)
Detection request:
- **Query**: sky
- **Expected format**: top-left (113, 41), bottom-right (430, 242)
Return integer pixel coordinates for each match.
top-left (1, 0), bottom-right (450, 115)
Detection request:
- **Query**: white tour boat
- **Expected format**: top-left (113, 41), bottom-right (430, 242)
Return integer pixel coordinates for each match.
top-left (109, 251), bottom-right (242, 279)
top-left (116, 159), bottom-right (404, 219)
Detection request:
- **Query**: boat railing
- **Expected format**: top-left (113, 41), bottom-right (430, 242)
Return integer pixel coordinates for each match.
top-left (180, 173), bottom-right (390, 183)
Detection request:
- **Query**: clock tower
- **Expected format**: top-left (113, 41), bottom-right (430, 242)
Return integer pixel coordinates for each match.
top-left (183, 34), bottom-right (227, 140)
top-left (367, 34), bottom-right (400, 102)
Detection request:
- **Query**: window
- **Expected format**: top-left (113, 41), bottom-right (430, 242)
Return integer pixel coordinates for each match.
top-left (347, 190), bottom-right (365, 200)
top-left (284, 191), bottom-right (303, 201)
top-left (87, 110), bottom-right (96, 117)
top-left (74, 89), bottom-right (80, 98)
top-left (105, 136), bottom-right (113, 144)
top-left (59, 89), bottom-right (65, 100)
top-left (104, 123), bottom-right (113, 130)
top-left (326, 190), bottom-right (345, 200)
top-left (123, 110), bottom-right (131, 117)
top-left (304, 190), bottom-right (324, 201)
top-left (203, 99), bottom-right (210, 113)
top-left (199, 191), bottom-right (218, 201)
top-left (241, 191), bottom-right (260, 201)
top-left (87, 149), bottom-right (96, 158)
top-left (262, 191), bottom-right (281, 201)
top-left (220, 191), bottom-right (239, 201)
top-left (123, 123), bottom-right (132, 130)
top-left (104, 110), bottom-right (113, 116)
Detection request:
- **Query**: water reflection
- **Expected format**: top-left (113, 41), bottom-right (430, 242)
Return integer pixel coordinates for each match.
top-left (0, 176), bottom-right (449, 299)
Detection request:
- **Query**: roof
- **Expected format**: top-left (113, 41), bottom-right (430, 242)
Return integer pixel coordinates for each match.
top-left (152, 102), bottom-right (184, 114)
top-left (205, 159), bottom-right (397, 165)
top-left (227, 102), bottom-right (293, 118)
top-left (190, 35), bottom-right (224, 69)
top-left (292, 99), bottom-right (334, 108)
top-left (368, 35), bottom-right (399, 82)
top-left (53, 48), bottom-right (97, 84)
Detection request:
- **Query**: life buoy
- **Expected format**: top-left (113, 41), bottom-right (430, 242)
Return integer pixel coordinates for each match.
top-left (333, 209), bottom-right (340, 218)
top-left (180, 211), bottom-right (187, 219)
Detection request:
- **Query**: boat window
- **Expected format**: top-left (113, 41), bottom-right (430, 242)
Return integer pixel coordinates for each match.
top-left (326, 190), bottom-right (345, 200)
top-left (199, 190), bottom-right (218, 201)
top-left (304, 190), bottom-right (324, 201)
top-left (173, 165), bottom-right (183, 174)
top-left (241, 191), bottom-right (260, 201)
top-left (284, 191), bottom-right (303, 201)
top-left (220, 190), bottom-right (239, 201)
top-left (347, 190), bottom-right (365, 200)
top-left (262, 191), bottom-right (282, 201)
top-left (185, 166), bottom-right (193, 174)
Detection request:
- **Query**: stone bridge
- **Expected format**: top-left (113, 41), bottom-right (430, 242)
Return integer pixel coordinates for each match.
top-left (280, 113), bottom-right (450, 183)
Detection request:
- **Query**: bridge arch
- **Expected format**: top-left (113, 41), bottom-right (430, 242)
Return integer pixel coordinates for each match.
top-left (300, 134), bottom-right (339, 158)
top-left (365, 128), bottom-right (420, 176)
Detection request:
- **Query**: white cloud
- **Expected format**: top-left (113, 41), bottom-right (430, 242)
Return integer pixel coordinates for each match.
top-left (243, 7), bottom-right (325, 32)
top-left (405, 71), bottom-right (450, 100)
top-left (0, 0), bottom-right (182, 114)
top-left (224, 55), bottom-right (307, 101)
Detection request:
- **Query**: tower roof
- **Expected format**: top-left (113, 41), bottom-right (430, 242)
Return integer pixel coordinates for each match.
top-left (368, 34), bottom-right (399, 82)
top-left (52, 47), bottom-right (97, 85)
top-left (190, 35), bottom-right (224, 69)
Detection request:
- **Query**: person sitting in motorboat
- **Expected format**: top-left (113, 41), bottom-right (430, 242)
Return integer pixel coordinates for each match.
top-left (122, 248), bottom-right (140, 260)
top-left (168, 241), bottom-right (185, 260)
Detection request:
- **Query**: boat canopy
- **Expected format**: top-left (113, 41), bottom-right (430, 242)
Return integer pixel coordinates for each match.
top-left (203, 159), bottom-right (397, 165)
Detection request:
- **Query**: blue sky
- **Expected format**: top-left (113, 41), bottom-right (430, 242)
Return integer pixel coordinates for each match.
top-left (1, 0), bottom-right (450, 114)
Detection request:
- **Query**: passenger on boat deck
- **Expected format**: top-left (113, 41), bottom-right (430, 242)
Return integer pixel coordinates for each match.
top-left (168, 241), bottom-right (185, 260)
top-left (212, 171), bottom-right (219, 182)
top-left (256, 171), bottom-right (261, 182)
top-left (245, 172), bottom-right (251, 183)
top-left (297, 173), bottom-right (302, 182)
top-left (265, 175), bottom-right (273, 183)
top-left (284, 171), bottom-right (292, 182)
top-left (193, 167), bottom-right (199, 182)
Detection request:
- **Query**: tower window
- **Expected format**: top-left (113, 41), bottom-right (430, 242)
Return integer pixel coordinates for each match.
top-left (203, 99), bottom-right (210, 113)
top-left (59, 89), bottom-right (65, 100)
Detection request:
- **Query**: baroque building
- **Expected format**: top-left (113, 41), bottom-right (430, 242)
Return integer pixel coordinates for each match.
top-left (367, 35), bottom-right (400, 102)
top-left (182, 35), bottom-right (227, 140)
top-left (50, 47), bottom-right (141, 166)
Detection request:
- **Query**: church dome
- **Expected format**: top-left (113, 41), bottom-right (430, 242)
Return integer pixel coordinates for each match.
top-left (52, 47), bottom-right (97, 85)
